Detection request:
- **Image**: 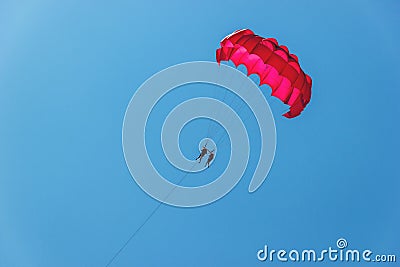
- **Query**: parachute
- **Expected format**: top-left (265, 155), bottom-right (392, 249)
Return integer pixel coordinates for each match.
top-left (216, 29), bottom-right (312, 118)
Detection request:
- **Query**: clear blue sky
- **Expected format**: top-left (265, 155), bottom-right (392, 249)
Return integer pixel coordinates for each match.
top-left (1, 0), bottom-right (399, 266)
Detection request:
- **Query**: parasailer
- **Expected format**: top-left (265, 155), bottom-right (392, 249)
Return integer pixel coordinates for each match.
top-left (216, 29), bottom-right (312, 118)
top-left (205, 149), bottom-right (215, 168)
top-left (196, 145), bottom-right (208, 163)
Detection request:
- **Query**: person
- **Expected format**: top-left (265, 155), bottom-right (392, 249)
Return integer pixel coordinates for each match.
top-left (196, 146), bottom-right (208, 163)
top-left (205, 149), bottom-right (215, 168)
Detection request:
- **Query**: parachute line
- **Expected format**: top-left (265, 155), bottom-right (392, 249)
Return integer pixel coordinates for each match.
top-left (104, 163), bottom-right (197, 266)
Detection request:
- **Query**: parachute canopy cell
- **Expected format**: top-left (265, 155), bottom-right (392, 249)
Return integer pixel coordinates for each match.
top-left (216, 29), bottom-right (312, 118)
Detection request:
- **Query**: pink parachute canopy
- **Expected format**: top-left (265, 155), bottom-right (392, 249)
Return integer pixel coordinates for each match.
top-left (216, 29), bottom-right (312, 118)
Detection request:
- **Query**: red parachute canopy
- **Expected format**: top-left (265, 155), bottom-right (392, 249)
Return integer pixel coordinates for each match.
top-left (216, 29), bottom-right (312, 118)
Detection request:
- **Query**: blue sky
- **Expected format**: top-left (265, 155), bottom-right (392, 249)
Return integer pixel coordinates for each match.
top-left (1, 0), bottom-right (399, 266)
